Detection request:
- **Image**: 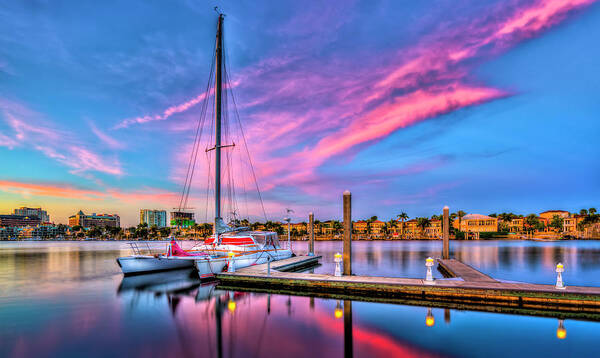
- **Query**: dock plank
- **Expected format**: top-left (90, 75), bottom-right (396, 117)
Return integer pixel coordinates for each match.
top-left (437, 259), bottom-right (497, 282)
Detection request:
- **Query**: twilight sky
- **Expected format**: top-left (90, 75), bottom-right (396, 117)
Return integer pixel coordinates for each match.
top-left (1, 0), bottom-right (599, 227)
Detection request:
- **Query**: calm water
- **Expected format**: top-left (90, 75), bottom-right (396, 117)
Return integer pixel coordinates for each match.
top-left (1, 240), bottom-right (600, 357)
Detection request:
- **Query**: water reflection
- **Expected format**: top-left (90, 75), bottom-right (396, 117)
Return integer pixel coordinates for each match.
top-left (2, 241), bottom-right (600, 357)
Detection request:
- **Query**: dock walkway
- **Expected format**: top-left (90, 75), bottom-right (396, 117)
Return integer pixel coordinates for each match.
top-left (236, 255), bottom-right (321, 274)
top-left (437, 259), bottom-right (497, 282)
top-left (217, 256), bottom-right (600, 320)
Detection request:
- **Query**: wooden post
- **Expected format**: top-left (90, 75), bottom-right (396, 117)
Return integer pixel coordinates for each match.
top-left (308, 212), bottom-right (314, 256)
top-left (443, 206), bottom-right (450, 259)
top-left (343, 190), bottom-right (352, 275)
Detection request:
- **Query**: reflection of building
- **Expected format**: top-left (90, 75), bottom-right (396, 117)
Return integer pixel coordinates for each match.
top-left (140, 209), bottom-right (167, 228)
top-left (455, 214), bottom-right (498, 232)
top-left (170, 211), bottom-right (195, 228)
top-left (0, 215), bottom-right (41, 227)
top-left (14, 207), bottom-right (50, 223)
top-left (69, 210), bottom-right (120, 228)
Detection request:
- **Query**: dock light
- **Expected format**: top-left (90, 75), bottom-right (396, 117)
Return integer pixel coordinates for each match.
top-left (426, 308), bottom-right (435, 327)
top-left (228, 300), bottom-right (236, 313)
top-left (425, 257), bottom-right (435, 284)
top-left (334, 252), bottom-right (342, 277)
top-left (227, 251), bottom-right (236, 273)
top-left (334, 300), bottom-right (343, 319)
top-left (555, 263), bottom-right (566, 289)
top-left (556, 319), bottom-right (566, 339)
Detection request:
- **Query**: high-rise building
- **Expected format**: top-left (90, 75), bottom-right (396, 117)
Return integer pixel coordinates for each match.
top-left (140, 209), bottom-right (167, 228)
top-left (13, 207), bottom-right (50, 223)
top-left (170, 211), bottom-right (195, 228)
top-left (0, 215), bottom-right (41, 227)
top-left (69, 210), bottom-right (120, 228)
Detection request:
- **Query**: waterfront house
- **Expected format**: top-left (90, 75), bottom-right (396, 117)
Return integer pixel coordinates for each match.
top-left (458, 214), bottom-right (498, 233)
top-left (403, 219), bottom-right (420, 238)
top-left (539, 210), bottom-right (570, 220)
top-left (353, 220), bottom-right (368, 234)
top-left (425, 219), bottom-right (442, 238)
top-left (370, 220), bottom-right (386, 237)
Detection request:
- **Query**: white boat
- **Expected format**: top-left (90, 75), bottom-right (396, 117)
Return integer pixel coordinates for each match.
top-left (117, 12), bottom-right (292, 277)
top-left (189, 231), bottom-right (291, 279)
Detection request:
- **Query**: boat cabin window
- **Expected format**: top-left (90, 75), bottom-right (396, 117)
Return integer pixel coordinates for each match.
top-left (251, 233), bottom-right (279, 247)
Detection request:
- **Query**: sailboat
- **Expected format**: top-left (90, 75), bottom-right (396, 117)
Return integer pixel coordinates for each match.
top-left (117, 12), bottom-right (292, 277)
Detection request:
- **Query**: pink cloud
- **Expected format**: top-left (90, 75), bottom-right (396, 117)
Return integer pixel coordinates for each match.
top-left (0, 179), bottom-right (179, 204)
top-left (89, 121), bottom-right (125, 149)
top-left (0, 98), bottom-right (123, 176)
top-left (121, 0), bottom-right (596, 201)
top-left (114, 90), bottom-right (213, 129)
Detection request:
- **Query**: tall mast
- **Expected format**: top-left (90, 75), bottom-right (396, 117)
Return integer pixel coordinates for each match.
top-left (214, 14), bottom-right (224, 236)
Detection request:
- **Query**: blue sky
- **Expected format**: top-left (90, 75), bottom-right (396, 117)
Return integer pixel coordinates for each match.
top-left (0, 0), bottom-right (598, 226)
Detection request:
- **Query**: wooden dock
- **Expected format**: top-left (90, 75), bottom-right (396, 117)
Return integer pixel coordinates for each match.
top-left (216, 255), bottom-right (600, 321)
top-left (437, 259), bottom-right (497, 282)
top-left (236, 255), bottom-right (321, 274)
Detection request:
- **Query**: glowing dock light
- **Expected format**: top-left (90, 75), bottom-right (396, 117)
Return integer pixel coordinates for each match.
top-left (425, 257), bottom-right (435, 284)
top-left (555, 263), bottom-right (566, 289)
top-left (334, 300), bottom-right (343, 319)
top-left (334, 252), bottom-right (342, 277)
top-left (426, 308), bottom-right (435, 327)
top-left (556, 319), bottom-right (566, 339)
top-left (227, 251), bottom-right (236, 272)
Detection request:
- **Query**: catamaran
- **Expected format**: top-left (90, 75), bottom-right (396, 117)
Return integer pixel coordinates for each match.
top-left (117, 12), bottom-right (292, 277)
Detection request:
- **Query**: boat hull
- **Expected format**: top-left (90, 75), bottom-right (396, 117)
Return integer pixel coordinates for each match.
top-left (194, 249), bottom-right (293, 280)
top-left (117, 255), bottom-right (194, 276)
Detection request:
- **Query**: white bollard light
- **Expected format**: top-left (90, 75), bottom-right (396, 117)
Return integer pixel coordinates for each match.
top-left (227, 251), bottom-right (236, 273)
top-left (555, 262), bottom-right (566, 289)
top-left (425, 257), bottom-right (435, 284)
top-left (334, 252), bottom-right (342, 277)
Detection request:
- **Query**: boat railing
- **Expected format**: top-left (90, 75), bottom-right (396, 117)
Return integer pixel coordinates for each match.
top-left (128, 242), bottom-right (158, 256)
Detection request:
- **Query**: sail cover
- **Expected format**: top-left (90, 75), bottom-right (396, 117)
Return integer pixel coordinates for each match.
top-left (215, 217), bottom-right (233, 234)
top-left (168, 240), bottom-right (207, 257)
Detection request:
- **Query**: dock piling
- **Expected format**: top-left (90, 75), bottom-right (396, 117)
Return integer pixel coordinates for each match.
top-left (308, 212), bottom-right (315, 256)
top-left (343, 190), bottom-right (352, 276)
top-left (443, 206), bottom-right (449, 259)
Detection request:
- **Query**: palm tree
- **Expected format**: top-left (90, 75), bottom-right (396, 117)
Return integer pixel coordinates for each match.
top-left (590, 208), bottom-right (597, 215)
top-left (580, 209), bottom-right (589, 216)
top-left (416, 217), bottom-right (431, 238)
top-left (455, 210), bottom-right (466, 231)
top-left (397, 212), bottom-right (408, 239)
top-left (332, 220), bottom-right (343, 236)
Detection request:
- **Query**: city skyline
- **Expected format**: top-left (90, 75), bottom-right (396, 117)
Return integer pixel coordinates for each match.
top-left (1, 0), bottom-right (600, 227)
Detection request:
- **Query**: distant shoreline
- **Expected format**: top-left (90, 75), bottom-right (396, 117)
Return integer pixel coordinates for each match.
top-left (2, 237), bottom-right (598, 242)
